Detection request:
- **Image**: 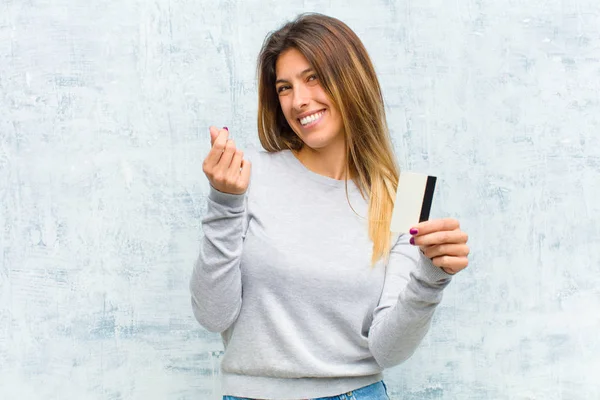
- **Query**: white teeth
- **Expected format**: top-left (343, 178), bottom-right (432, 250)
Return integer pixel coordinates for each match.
top-left (300, 111), bottom-right (324, 126)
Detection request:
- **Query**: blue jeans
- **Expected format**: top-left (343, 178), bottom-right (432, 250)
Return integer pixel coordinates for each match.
top-left (223, 380), bottom-right (389, 400)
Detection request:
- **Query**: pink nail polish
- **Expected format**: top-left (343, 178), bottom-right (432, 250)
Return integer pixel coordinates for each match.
top-left (223, 126), bottom-right (228, 131)
top-left (410, 228), bottom-right (418, 235)
top-left (410, 237), bottom-right (415, 245)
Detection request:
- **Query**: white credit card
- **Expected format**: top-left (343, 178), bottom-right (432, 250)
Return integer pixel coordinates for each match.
top-left (390, 171), bottom-right (437, 234)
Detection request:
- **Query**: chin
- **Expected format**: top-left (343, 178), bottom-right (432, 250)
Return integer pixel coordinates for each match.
top-left (293, 130), bottom-right (326, 147)
top-left (297, 138), bottom-right (328, 151)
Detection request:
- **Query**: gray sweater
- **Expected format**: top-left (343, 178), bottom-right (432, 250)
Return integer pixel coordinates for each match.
top-left (190, 146), bottom-right (453, 399)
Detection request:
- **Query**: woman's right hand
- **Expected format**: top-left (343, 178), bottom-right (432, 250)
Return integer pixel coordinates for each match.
top-left (202, 126), bottom-right (252, 195)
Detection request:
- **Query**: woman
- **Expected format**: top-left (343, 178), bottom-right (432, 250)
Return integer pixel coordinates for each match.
top-left (190, 13), bottom-right (470, 400)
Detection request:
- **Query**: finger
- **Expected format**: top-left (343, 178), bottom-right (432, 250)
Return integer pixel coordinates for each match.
top-left (431, 255), bottom-right (469, 273)
top-left (209, 126), bottom-right (229, 147)
top-left (217, 138), bottom-right (237, 169)
top-left (209, 126), bottom-right (220, 146)
top-left (227, 148), bottom-right (244, 180)
top-left (214, 128), bottom-right (230, 152)
top-left (207, 128), bottom-right (230, 166)
top-left (422, 243), bottom-right (470, 259)
top-left (412, 230), bottom-right (468, 247)
top-left (411, 218), bottom-right (460, 237)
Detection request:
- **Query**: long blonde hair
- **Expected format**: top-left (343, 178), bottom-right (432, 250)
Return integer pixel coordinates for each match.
top-left (256, 13), bottom-right (400, 267)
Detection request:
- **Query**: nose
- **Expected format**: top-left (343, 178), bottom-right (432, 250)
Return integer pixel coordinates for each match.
top-left (292, 83), bottom-right (309, 111)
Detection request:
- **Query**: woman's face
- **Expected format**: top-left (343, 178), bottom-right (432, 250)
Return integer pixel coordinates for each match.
top-left (275, 48), bottom-right (344, 152)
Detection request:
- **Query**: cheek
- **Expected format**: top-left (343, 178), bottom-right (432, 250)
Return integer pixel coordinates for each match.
top-left (314, 88), bottom-right (331, 105)
top-left (279, 99), bottom-right (294, 122)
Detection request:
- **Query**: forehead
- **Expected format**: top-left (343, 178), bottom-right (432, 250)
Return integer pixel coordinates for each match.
top-left (275, 48), bottom-right (312, 78)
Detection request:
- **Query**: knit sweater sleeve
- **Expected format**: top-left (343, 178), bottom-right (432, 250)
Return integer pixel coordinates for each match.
top-left (189, 183), bottom-right (250, 333)
top-left (368, 233), bottom-right (453, 368)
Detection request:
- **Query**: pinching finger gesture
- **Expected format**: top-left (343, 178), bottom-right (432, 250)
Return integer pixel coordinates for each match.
top-left (202, 126), bottom-right (252, 195)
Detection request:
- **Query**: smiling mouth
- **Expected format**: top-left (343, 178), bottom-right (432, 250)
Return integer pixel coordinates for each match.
top-left (298, 109), bottom-right (326, 128)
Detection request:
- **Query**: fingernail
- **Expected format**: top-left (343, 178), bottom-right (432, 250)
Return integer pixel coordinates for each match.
top-left (223, 126), bottom-right (228, 131)
top-left (410, 228), bottom-right (418, 235)
top-left (410, 237), bottom-right (415, 245)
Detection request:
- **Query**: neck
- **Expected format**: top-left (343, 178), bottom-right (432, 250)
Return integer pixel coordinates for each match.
top-left (293, 141), bottom-right (349, 181)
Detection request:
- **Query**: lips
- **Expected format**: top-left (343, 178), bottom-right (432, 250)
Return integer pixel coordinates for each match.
top-left (298, 109), bottom-right (326, 127)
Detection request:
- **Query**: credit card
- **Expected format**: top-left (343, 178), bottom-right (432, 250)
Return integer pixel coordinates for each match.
top-left (390, 172), bottom-right (437, 234)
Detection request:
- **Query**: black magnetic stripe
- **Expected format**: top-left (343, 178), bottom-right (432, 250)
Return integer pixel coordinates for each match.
top-left (418, 176), bottom-right (436, 222)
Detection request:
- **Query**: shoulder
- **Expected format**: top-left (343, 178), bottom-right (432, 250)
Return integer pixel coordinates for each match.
top-left (244, 144), bottom-right (289, 171)
top-left (243, 144), bottom-right (294, 189)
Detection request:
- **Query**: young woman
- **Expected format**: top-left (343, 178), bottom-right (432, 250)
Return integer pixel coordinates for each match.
top-left (190, 13), bottom-right (470, 400)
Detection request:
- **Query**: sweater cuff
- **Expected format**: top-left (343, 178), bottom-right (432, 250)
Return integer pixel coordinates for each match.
top-left (417, 250), bottom-right (454, 283)
top-left (208, 185), bottom-right (246, 209)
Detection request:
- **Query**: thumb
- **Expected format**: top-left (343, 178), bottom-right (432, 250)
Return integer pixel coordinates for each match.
top-left (209, 126), bottom-right (220, 146)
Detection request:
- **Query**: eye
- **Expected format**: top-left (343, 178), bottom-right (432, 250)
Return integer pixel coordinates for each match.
top-left (307, 74), bottom-right (318, 82)
top-left (277, 85), bottom-right (290, 93)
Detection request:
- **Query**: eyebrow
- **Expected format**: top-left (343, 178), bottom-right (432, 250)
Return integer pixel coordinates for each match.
top-left (275, 68), bottom-right (314, 85)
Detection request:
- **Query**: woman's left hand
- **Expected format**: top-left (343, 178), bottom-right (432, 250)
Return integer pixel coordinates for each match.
top-left (409, 218), bottom-right (470, 275)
